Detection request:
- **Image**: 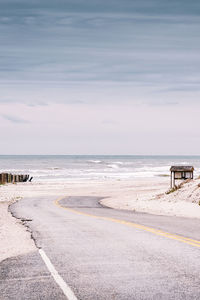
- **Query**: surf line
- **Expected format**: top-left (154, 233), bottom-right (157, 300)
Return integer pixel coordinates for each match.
top-left (55, 197), bottom-right (200, 249)
top-left (39, 249), bottom-right (78, 300)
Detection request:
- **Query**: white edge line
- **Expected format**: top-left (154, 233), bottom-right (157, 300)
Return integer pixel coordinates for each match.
top-left (39, 249), bottom-right (78, 300)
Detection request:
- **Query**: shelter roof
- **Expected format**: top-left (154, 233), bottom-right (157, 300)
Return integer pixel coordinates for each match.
top-left (170, 166), bottom-right (194, 172)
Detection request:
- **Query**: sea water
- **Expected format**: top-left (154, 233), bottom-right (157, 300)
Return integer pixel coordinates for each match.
top-left (0, 155), bottom-right (200, 182)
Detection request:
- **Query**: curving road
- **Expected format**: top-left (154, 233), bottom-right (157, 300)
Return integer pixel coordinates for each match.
top-left (1, 196), bottom-right (200, 299)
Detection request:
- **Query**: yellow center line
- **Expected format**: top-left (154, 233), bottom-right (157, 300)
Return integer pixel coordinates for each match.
top-left (54, 197), bottom-right (200, 249)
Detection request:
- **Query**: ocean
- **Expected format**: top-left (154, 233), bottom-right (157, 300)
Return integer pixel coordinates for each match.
top-left (0, 155), bottom-right (200, 182)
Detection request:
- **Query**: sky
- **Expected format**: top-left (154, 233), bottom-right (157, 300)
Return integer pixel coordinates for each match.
top-left (0, 0), bottom-right (200, 155)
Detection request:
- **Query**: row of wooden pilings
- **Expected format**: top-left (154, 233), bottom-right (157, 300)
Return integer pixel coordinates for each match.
top-left (0, 173), bottom-right (30, 185)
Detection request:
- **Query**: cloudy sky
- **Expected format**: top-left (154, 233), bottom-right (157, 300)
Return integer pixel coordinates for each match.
top-left (0, 0), bottom-right (200, 155)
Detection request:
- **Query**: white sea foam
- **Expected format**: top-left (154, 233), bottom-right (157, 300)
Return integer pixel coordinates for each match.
top-left (88, 160), bottom-right (102, 164)
top-left (107, 164), bottom-right (120, 169)
top-left (114, 161), bottom-right (124, 165)
top-left (1, 155), bottom-right (200, 182)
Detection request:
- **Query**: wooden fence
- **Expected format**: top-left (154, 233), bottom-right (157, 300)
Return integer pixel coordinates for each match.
top-left (0, 173), bottom-right (30, 185)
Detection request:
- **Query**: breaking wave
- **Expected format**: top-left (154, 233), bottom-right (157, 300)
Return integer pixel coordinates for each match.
top-left (1, 155), bottom-right (200, 182)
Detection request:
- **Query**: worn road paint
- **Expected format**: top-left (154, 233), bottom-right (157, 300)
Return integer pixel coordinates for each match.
top-left (55, 197), bottom-right (200, 249)
top-left (39, 249), bottom-right (78, 300)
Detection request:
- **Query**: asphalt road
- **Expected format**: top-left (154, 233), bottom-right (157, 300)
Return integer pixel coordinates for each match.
top-left (1, 195), bottom-right (200, 300)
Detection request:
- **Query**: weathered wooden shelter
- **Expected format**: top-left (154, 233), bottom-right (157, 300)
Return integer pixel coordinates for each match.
top-left (170, 166), bottom-right (194, 188)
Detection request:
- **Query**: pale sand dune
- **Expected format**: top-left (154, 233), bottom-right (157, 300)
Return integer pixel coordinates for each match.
top-left (0, 202), bottom-right (35, 262)
top-left (0, 177), bottom-right (200, 262)
top-left (101, 178), bottom-right (200, 218)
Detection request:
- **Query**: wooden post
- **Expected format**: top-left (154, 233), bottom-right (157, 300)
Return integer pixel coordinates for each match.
top-left (5, 173), bottom-right (8, 183)
top-left (8, 174), bottom-right (12, 183)
top-left (1, 173), bottom-right (7, 184)
top-left (171, 171), bottom-right (175, 188)
top-left (170, 171), bottom-right (172, 189)
top-left (3, 173), bottom-right (7, 184)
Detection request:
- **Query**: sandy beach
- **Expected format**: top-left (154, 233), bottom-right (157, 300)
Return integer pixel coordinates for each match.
top-left (0, 178), bottom-right (200, 260)
top-left (1, 177), bottom-right (200, 263)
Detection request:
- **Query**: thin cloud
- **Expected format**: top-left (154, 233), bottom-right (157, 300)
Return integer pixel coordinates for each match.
top-left (0, 0), bottom-right (200, 100)
top-left (1, 114), bottom-right (30, 124)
